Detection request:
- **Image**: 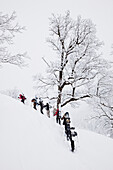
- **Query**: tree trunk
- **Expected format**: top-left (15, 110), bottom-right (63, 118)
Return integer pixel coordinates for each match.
top-left (57, 70), bottom-right (62, 109)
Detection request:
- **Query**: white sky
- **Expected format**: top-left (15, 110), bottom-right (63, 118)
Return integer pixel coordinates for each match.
top-left (0, 0), bottom-right (113, 97)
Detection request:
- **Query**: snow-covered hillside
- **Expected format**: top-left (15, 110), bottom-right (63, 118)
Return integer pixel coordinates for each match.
top-left (0, 93), bottom-right (113, 170)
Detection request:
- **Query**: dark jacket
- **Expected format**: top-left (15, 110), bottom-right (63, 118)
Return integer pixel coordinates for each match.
top-left (45, 103), bottom-right (49, 111)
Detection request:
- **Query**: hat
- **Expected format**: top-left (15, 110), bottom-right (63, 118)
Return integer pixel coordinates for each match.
top-left (65, 112), bottom-right (69, 115)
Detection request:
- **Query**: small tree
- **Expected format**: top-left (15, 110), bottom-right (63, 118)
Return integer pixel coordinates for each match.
top-left (34, 11), bottom-right (109, 108)
top-left (0, 11), bottom-right (27, 67)
top-left (0, 87), bottom-right (20, 99)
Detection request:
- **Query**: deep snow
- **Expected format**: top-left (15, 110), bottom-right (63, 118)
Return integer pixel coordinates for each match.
top-left (0, 93), bottom-right (113, 170)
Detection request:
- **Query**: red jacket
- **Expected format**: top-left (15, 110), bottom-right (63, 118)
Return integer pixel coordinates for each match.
top-left (19, 94), bottom-right (26, 100)
top-left (54, 109), bottom-right (59, 116)
top-left (19, 94), bottom-right (22, 99)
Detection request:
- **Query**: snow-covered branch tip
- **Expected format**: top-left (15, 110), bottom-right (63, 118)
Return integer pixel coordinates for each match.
top-left (0, 11), bottom-right (28, 68)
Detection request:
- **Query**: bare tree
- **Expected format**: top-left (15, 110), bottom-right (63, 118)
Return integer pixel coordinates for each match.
top-left (34, 11), bottom-right (109, 108)
top-left (88, 69), bottom-right (113, 137)
top-left (0, 11), bottom-right (27, 67)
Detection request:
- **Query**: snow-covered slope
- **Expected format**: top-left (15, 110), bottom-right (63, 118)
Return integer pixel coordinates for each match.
top-left (0, 94), bottom-right (113, 170)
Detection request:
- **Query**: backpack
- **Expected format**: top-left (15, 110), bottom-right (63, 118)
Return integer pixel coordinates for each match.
top-left (31, 98), bottom-right (36, 102)
top-left (66, 117), bottom-right (71, 124)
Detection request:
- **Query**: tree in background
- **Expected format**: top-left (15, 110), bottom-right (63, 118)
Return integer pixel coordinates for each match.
top-left (0, 11), bottom-right (27, 67)
top-left (0, 87), bottom-right (20, 99)
top-left (88, 68), bottom-right (113, 137)
top-left (34, 11), bottom-right (110, 109)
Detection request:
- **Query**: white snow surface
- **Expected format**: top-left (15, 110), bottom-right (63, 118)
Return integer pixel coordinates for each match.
top-left (0, 94), bottom-right (113, 170)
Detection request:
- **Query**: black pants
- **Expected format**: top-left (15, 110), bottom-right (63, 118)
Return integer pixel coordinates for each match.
top-left (40, 107), bottom-right (43, 114)
top-left (33, 102), bottom-right (37, 110)
top-left (21, 99), bottom-right (25, 103)
top-left (70, 139), bottom-right (75, 152)
top-left (56, 115), bottom-right (61, 125)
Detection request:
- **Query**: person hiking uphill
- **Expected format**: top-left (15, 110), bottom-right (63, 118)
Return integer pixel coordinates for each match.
top-left (54, 108), bottom-right (61, 124)
top-left (39, 98), bottom-right (44, 114)
top-left (61, 112), bottom-right (76, 152)
top-left (53, 106), bottom-right (57, 116)
top-left (45, 102), bottom-right (50, 118)
top-left (18, 94), bottom-right (26, 104)
top-left (61, 112), bottom-right (71, 139)
top-left (31, 97), bottom-right (38, 110)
